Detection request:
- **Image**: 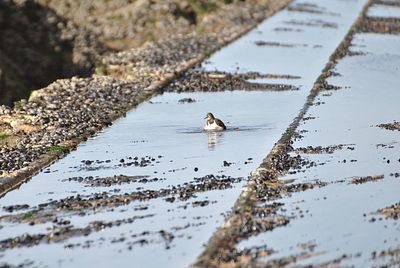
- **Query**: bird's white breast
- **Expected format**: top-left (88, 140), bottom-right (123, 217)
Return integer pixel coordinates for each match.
top-left (204, 122), bottom-right (224, 131)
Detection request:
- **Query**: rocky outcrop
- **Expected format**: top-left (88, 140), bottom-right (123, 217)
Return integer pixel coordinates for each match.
top-left (0, 0), bottom-right (103, 106)
top-left (0, 0), bottom-right (283, 106)
top-left (37, 0), bottom-right (258, 49)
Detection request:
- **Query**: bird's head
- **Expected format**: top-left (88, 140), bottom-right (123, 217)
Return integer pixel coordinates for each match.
top-left (205, 112), bottom-right (214, 119)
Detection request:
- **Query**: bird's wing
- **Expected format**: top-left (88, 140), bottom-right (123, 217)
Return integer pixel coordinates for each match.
top-left (215, 118), bottom-right (227, 130)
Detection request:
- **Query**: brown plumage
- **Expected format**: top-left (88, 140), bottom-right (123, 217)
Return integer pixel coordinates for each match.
top-left (204, 112), bottom-right (227, 131)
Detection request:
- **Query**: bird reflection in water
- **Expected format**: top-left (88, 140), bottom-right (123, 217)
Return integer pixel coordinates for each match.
top-left (207, 131), bottom-right (224, 151)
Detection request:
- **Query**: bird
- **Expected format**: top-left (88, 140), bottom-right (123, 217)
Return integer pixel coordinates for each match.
top-left (204, 112), bottom-right (227, 131)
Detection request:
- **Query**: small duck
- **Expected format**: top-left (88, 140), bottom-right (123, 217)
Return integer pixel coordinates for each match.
top-left (204, 112), bottom-right (227, 131)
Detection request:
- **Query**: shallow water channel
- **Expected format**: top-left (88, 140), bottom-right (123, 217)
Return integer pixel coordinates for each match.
top-left (238, 18), bottom-right (400, 268)
top-left (0, 0), bottom-right (369, 267)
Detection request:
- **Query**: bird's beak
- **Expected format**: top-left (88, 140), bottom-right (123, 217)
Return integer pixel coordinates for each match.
top-left (204, 116), bottom-right (207, 119)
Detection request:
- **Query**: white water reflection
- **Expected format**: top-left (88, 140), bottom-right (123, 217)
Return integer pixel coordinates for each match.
top-left (367, 4), bottom-right (400, 19)
top-left (207, 131), bottom-right (220, 151)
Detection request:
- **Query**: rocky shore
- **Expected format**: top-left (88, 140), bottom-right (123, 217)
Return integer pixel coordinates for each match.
top-left (0, 0), bottom-right (291, 195)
